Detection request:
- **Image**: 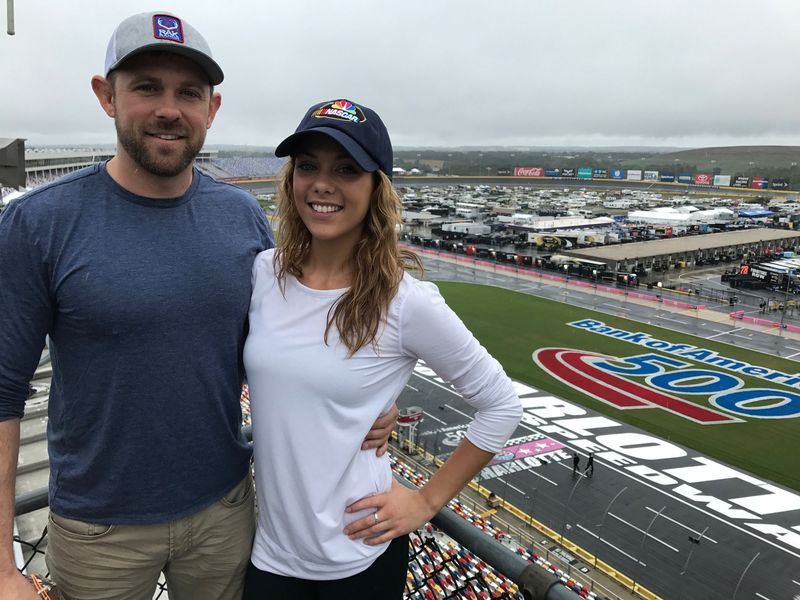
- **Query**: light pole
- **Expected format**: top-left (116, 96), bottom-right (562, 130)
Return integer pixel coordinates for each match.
top-left (637, 505), bottom-right (665, 566)
top-left (592, 269), bottom-right (598, 295)
top-left (733, 552), bottom-right (760, 600)
top-left (432, 428), bottom-right (441, 460)
top-left (563, 264), bottom-right (569, 288)
top-left (680, 526), bottom-right (708, 576)
top-left (779, 272), bottom-right (792, 335)
top-left (657, 281), bottom-right (663, 303)
top-left (524, 489), bottom-right (536, 531)
top-left (695, 282), bottom-right (703, 314)
top-left (6, 0), bottom-right (14, 35)
top-left (594, 486), bottom-right (627, 569)
top-left (559, 476), bottom-right (584, 549)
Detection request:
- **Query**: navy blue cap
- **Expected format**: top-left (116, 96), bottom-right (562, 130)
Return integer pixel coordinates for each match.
top-left (275, 99), bottom-right (393, 178)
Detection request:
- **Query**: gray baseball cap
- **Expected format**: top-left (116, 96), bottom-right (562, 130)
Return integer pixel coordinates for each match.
top-left (104, 12), bottom-right (223, 85)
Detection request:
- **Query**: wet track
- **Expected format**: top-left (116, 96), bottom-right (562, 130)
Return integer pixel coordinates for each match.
top-left (395, 253), bottom-right (800, 600)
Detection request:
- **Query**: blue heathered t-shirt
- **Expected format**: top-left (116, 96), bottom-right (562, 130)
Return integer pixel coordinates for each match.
top-left (0, 163), bottom-right (273, 524)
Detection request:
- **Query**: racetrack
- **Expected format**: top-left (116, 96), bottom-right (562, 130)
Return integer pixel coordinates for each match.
top-left (396, 255), bottom-right (800, 600)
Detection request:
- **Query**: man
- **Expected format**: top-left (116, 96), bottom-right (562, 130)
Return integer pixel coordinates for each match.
top-left (0, 12), bottom-right (395, 600)
top-left (572, 451), bottom-right (580, 475)
top-left (584, 453), bottom-right (594, 477)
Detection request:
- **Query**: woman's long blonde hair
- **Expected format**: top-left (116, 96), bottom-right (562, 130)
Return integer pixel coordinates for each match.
top-left (274, 157), bottom-right (423, 355)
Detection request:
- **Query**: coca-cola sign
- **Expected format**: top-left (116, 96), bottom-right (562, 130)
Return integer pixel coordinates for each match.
top-left (514, 167), bottom-right (544, 177)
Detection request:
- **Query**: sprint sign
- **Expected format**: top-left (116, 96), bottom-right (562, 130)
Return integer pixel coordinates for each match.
top-left (534, 343), bottom-right (800, 424)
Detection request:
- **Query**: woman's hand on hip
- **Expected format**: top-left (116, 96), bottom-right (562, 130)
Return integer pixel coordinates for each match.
top-left (344, 479), bottom-right (438, 545)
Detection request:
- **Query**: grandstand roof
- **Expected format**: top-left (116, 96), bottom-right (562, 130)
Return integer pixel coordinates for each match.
top-left (567, 228), bottom-right (800, 262)
top-left (24, 148), bottom-right (217, 162)
top-left (25, 149), bottom-right (115, 160)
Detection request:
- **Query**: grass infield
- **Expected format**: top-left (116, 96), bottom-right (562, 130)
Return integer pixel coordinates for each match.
top-left (435, 281), bottom-right (800, 491)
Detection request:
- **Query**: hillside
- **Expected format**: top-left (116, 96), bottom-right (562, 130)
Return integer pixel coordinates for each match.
top-left (623, 145), bottom-right (800, 174)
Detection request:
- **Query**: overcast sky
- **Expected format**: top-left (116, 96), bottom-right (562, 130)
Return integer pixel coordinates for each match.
top-left (2, 0), bottom-right (799, 149)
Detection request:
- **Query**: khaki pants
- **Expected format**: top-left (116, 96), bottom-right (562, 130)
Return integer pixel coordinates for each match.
top-left (46, 475), bottom-right (255, 600)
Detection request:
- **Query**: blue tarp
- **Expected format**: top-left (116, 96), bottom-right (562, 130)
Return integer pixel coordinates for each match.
top-left (738, 208), bottom-right (773, 218)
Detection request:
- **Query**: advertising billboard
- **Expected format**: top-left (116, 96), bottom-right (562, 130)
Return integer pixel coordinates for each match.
top-left (659, 173), bottom-right (675, 182)
top-left (771, 178), bottom-right (790, 190)
top-left (713, 175), bottom-right (731, 186)
top-left (627, 169), bottom-right (642, 181)
top-left (732, 175), bottom-right (750, 188)
top-left (514, 167), bottom-right (544, 177)
top-left (497, 168), bottom-right (512, 176)
top-left (693, 173), bottom-right (712, 185)
top-left (560, 168), bottom-right (576, 178)
top-left (678, 173), bottom-right (693, 184)
top-left (751, 177), bottom-right (769, 189)
top-left (577, 167), bottom-right (593, 179)
top-left (545, 168), bottom-right (560, 177)
top-left (610, 169), bottom-right (626, 179)
top-left (643, 170), bottom-right (659, 181)
top-left (593, 168), bottom-right (608, 178)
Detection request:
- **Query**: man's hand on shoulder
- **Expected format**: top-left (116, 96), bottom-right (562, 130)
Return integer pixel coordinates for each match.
top-left (362, 404), bottom-right (399, 457)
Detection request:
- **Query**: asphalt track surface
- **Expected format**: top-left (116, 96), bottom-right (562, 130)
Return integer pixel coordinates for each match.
top-left (395, 254), bottom-right (800, 600)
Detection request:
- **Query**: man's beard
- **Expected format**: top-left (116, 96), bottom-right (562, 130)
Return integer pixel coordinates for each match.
top-left (115, 118), bottom-right (204, 178)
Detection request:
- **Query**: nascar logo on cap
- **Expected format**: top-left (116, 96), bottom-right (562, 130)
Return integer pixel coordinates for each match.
top-left (152, 14), bottom-right (184, 43)
top-left (313, 100), bottom-right (367, 124)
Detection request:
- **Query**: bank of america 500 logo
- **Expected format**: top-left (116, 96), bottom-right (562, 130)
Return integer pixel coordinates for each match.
top-left (534, 344), bottom-right (800, 423)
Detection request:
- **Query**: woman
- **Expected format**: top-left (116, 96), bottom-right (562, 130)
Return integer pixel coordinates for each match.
top-left (243, 99), bottom-right (522, 598)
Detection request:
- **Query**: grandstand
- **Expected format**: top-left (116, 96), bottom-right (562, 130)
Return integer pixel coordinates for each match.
top-left (5, 149), bottom-right (283, 192)
top-left (0, 187), bottom-right (18, 201)
top-left (18, 147), bottom-right (219, 187)
top-left (209, 156), bottom-right (285, 179)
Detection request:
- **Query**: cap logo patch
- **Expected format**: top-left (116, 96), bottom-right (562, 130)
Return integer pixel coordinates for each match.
top-left (312, 100), bottom-right (366, 124)
top-left (152, 15), bottom-right (184, 43)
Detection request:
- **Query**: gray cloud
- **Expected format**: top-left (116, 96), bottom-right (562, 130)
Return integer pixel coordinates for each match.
top-left (1, 0), bottom-right (799, 148)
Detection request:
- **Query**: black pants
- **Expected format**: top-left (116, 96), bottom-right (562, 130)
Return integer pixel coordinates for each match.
top-left (243, 534), bottom-right (409, 600)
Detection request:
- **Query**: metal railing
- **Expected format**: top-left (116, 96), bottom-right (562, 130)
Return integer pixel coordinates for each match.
top-left (14, 427), bottom-right (577, 600)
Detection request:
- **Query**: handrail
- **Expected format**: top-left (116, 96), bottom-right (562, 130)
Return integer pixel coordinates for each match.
top-left (15, 424), bottom-right (579, 600)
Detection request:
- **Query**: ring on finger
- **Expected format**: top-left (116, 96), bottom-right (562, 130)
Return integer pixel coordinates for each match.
top-left (373, 512), bottom-right (380, 524)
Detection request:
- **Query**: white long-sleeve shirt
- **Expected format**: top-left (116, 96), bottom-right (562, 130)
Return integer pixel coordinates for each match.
top-left (244, 249), bottom-right (521, 579)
